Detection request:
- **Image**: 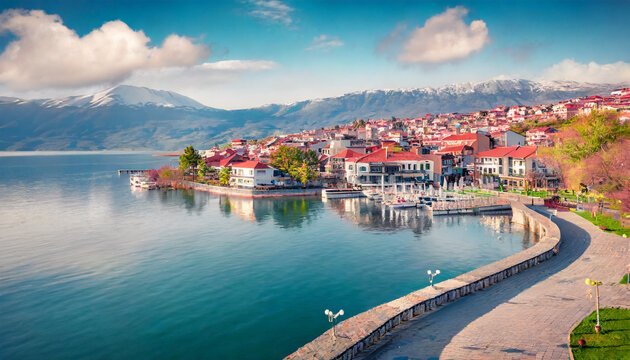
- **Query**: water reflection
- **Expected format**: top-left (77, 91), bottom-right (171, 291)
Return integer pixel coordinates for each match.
top-left (218, 196), bottom-right (323, 228)
top-left (479, 215), bottom-right (536, 247)
top-left (326, 198), bottom-right (433, 235)
top-left (152, 189), bottom-right (209, 214)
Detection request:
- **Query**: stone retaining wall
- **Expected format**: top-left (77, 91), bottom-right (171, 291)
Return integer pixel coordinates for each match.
top-left (285, 202), bottom-right (560, 360)
top-left (179, 181), bottom-right (322, 198)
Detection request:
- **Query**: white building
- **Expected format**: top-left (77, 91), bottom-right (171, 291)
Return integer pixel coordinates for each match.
top-left (230, 161), bottom-right (276, 188)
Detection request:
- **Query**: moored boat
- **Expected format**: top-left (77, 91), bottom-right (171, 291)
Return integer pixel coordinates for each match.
top-left (322, 188), bottom-right (366, 199)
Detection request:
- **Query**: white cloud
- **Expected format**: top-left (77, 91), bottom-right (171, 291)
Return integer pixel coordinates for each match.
top-left (398, 6), bottom-right (489, 64)
top-left (198, 60), bottom-right (276, 71)
top-left (306, 35), bottom-right (344, 51)
top-left (249, 0), bottom-right (294, 26)
top-left (0, 9), bottom-right (209, 90)
top-left (124, 60), bottom-right (278, 108)
top-left (541, 59), bottom-right (630, 84)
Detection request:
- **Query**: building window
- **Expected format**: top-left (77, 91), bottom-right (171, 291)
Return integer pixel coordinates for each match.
top-left (359, 166), bottom-right (367, 172)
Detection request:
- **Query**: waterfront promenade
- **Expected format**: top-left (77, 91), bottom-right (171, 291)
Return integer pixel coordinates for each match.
top-left (359, 209), bottom-right (630, 359)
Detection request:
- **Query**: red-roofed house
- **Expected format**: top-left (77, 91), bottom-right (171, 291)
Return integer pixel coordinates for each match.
top-left (526, 127), bottom-right (558, 147)
top-left (231, 139), bottom-right (246, 148)
top-left (219, 153), bottom-right (245, 168)
top-left (440, 132), bottom-right (490, 153)
top-left (475, 146), bottom-right (557, 190)
top-left (345, 148), bottom-right (435, 189)
top-left (230, 161), bottom-right (276, 188)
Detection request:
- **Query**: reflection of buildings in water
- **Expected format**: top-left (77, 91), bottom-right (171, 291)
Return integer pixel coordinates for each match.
top-left (218, 196), bottom-right (323, 228)
top-left (479, 214), bottom-right (537, 247)
top-left (326, 198), bottom-right (432, 235)
top-left (479, 215), bottom-right (513, 233)
top-left (219, 196), bottom-right (255, 221)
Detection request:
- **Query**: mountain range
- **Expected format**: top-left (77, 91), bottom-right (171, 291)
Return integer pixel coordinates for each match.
top-left (0, 79), bottom-right (623, 150)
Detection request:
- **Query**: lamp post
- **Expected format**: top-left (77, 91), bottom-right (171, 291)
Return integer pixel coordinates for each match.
top-left (585, 278), bottom-right (603, 333)
top-left (324, 309), bottom-right (344, 338)
top-left (427, 269), bottom-right (441, 287)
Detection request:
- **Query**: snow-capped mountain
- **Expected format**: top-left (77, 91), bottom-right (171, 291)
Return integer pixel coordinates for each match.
top-left (41, 85), bottom-right (208, 109)
top-left (0, 79), bottom-right (623, 150)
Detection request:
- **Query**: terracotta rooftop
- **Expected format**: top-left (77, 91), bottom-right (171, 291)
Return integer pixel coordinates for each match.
top-left (354, 148), bottom-right (422, 163)
top-left (231, 160), bottom-right (270, 169)
top-left (509, 146), bottom-right (537, 159)
top-left (476, 146), bottom-right (519, 158)
top-left (331, 149), bottom-right (362, 159)
top-left (442, 133), bottom-right (478, 141)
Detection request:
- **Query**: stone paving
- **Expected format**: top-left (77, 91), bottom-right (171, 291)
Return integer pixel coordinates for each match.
top-left (359, 209), bottom-right (630, 360)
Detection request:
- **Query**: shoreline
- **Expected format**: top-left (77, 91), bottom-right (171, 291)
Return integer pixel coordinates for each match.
top-left (177, 180), bottom-right (323, 198)
top-left (285, 202), bottom-right (561, 360)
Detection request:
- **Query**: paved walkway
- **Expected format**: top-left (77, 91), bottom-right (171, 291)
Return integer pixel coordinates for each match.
top-left (359, 209), bottom-right (629, 360)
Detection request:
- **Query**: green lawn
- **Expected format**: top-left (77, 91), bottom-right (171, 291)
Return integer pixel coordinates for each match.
top-left (574, 211), bottom-right (630, 237)
top-left (460, 189), bottom-right (494, 198)
top-left (507, 189), bottom-right (551, 198)
top-left (570, 307), bottom-right (630, 360)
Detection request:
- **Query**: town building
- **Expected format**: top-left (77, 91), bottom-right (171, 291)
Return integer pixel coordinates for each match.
top-left (229, 161), bottom-right (276, 188)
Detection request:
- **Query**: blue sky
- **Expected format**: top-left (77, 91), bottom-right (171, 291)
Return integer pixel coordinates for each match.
top-left (1, 0), bottom-right (629, 108)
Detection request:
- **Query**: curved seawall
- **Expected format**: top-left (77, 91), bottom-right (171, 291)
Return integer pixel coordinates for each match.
top-left (286, 202), bottom-right (561, 360)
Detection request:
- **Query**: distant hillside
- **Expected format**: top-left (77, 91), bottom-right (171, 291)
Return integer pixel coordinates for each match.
top-left (0, 79), bottom-right (622, 150)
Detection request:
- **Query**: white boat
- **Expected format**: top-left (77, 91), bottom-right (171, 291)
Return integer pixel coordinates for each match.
top-left (140, 180), bottom-right (157, 190)
top-left (322, 188), bottom-right (366, 199)
top-left (130, 175), bottom-right (157, 190)
top-left (130, 175), bottom-right (144, 187)
top-left (363, 190), bottom-right (383, 201)
top-left (387, 198), bottom-right (416, 209)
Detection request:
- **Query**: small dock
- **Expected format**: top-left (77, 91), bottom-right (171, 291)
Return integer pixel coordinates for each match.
top-left (117, 169), bottom-right (149, 175)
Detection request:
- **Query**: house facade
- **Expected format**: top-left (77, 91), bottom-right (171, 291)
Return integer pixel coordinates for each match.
top-left (230, 161), bottom-right (276, 188)
top-left (475, 146), bottom-right (558, 190)
top-left (345, 148), bottom-right (434, 188)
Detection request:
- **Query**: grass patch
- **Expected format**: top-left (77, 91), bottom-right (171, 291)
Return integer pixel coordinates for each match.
top-left (460, 189), bottom-right (494, 198)
top-left (507, 189), bottom-right (551, 198)
top-left (575, 211), bottom-right (630, 237)
top-left (621, 274), bottom-right (629, 285)
top-left (570, 308), bottom-right (630, 360)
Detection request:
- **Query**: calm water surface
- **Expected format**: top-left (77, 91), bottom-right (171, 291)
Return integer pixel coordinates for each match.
top-left (0, 153), bottom-right (535, 359)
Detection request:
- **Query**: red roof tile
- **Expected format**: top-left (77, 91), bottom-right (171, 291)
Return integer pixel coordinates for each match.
top-left (231, 160), bottom-right (270, 169)
top-left (476, 146), bottom-right (519, 158)
top-left (219, 153), bottom-right (243, 167)
top-left (331, 149), bottom-right (362, 159)
top-left (354, 148), bottom-right (422, 163)
top-left (442, 133), bottom-right (478, 141)
top-left (509, 146), bottom-right (537, 159)
top-left (436, 145), bottom-right (466, 154)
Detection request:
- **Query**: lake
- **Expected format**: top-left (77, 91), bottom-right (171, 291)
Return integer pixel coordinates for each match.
top-left (0, 152), bottom-right (534, 359)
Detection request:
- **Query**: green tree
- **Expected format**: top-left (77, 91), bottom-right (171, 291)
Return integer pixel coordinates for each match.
top-left (197, 159), bottom-right (209, 179)
top-left (219, 167), bottom-right (231, 186)
top-left (294, 162), bottom-right (317, 188)
top-left (179, 145), bottom-right (202, 174)
top-left (270, 145), bottom-right (319, 184)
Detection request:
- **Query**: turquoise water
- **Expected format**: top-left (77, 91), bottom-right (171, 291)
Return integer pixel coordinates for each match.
top-left (0, 153), bottom-right (534, 359)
